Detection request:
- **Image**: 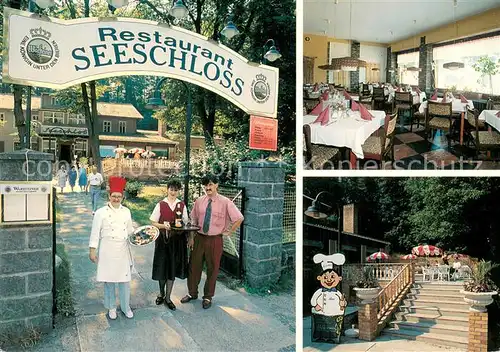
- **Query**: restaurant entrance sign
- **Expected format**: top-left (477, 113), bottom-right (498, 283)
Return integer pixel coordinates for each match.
top-left (2, 7), bottom-right (279, 118)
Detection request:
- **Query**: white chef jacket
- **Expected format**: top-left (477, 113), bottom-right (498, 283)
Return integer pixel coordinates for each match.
top-left (311, 288), bottom-right (345, 316)
top-left (89, 203), bottom-right (135, 282)
top-left (149, 198), bottom-right (189, 224)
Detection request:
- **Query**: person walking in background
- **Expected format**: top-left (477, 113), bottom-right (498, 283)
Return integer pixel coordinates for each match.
top-left (89, 176), bottom-right (135, 320)
top-left (149, 179), bottom-right (189, 311)
top-left (181, 175), bottom-right (244, 309)
top-left (79, 163), bottom-right (88, 193)
top-left (87, 166), bottom-right (104, 215)
top-left (68, 166), bottom-right (78, 192)
top-left (56, 165), bottom-right (68, 193)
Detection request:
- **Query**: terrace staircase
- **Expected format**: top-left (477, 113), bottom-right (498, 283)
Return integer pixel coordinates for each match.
top-left (381, 281), bottom-right (468, 350)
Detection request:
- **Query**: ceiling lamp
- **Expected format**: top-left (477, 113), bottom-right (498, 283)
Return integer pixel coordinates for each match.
top-left (330, 57), bottom-right (366, 71)
top-left (406, 66), bottom-right (421, 72)
top-left (372, 68), bottom-right (380, 71)
top-left (443, 62), bottom-right (464, 70)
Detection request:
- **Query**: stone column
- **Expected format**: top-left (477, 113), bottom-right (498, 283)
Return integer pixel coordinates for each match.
top-left (350, 41), bottom-right (361, 92)
top-left (358, 302), bottom-right (378, 341)
top-left (0, 151), bottom-right (54, 339)
top-left (386, 47), bottom-right (397, 85)
top-left (468, 311), bottom-right (488, 352)
top-left (418, 37), bottom-right (433, 92)
top-left (237, 161), bottom-right (285, 288)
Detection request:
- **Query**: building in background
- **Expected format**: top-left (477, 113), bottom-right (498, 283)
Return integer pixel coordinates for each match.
top-left (0, 93), bottom-right (178, 162)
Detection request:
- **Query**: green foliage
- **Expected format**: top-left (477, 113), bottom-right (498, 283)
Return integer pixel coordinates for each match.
top-left (304, 177), bottom-right (500, 262)
top-left (55, 244), bottom-right (75, 317)
top-left (125, 180), bottom-right (145, 199)
top-left (473, 56), bottom-right (500, 76)
top-left (464, 260), bottom-right (500, 293)
top-left (185, 137), bottom-right (295, 185)
top-left (352, 266), bottom-right (379, 288)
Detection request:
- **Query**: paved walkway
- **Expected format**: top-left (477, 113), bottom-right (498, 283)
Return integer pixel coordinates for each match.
top-left (303, 317), bottom-right (465, 352)
top-left (32, 192), bottom-right (295, 352)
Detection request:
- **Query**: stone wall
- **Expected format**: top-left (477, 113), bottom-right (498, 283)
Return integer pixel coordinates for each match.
top-left (386, 48), bottom-right (397, 85)
top-left (418, 37), bottom-right (434, 92)
top-left (237, 161), bottom-right (285, 288)
top-left (350, 42), bottom-right (361, 92)
top-left (0, 151), bottom-right (54, 339)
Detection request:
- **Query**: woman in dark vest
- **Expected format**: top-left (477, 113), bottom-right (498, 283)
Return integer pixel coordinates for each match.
top-left (149, 179), bottom-right (189, 310)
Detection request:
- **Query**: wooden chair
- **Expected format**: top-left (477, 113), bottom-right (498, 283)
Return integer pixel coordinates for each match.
top-left (361, 109), bottom-right (398, 168)
top-left (468, 107), bottom-right (500, 160)
top-left (303, 124), bottom-right (340, 169)
top-left (372, 87), bottom-right (386, 111)
top-left (394, 92), bottom-right (415, 131)
top-left (425, 101), bottom-right (453, 148)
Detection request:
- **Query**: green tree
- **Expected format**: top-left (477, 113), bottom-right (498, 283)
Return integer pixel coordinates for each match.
top-left (473, 56), bottom-right (499, 94)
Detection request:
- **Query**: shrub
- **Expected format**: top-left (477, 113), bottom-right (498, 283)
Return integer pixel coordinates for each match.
top-left (125, 180), bottom-right (144, 199)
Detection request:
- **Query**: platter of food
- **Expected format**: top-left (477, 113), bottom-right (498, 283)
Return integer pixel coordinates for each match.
top-left (129, 225), bottom-right (160, 246)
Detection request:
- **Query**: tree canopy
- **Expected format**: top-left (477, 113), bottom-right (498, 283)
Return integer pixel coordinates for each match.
top-left (304, 177), bottom-right (500, 261)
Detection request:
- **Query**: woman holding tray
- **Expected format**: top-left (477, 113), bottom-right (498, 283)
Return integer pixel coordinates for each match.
top-left (150, 179), bottom-right (189, 310)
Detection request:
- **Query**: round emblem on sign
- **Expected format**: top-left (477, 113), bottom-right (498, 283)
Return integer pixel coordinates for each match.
top-left (5, 186), bottom-right (11, 193)
top-left (251, 74), bottom-right (271, 104)
top-left (41, 186), bottom-right (48, 193)
top-left (20, 27), bottom-right (59, 69)
top-left (27, 38), bottom-right (53, 64)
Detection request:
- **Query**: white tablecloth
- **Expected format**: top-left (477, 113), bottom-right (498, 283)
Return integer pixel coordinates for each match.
top-left (478, 110), bottom-right (500, 132)
top-left (303, 110), bottom-right (386, 159)
top-left (419, 98), bottom-right (474, 114)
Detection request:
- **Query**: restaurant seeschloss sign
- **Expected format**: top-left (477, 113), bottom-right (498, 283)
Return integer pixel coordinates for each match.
top-left (2, 8), bottom-right (279, 118)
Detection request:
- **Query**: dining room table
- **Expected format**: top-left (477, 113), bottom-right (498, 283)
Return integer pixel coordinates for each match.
top-left (303, 108), bottom-right (386, 168)
top-left (478, 110), bottom-right (500, 132)
top-left (419, 97), bottom-right (475, 145)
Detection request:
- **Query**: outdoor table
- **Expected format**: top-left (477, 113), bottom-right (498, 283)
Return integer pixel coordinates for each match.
top-left (419, 98), bottom-right (475, 145)
top-left (478, 110), bottom-right (500, 133)
top-left (303, 109), bottom-right (386, 168)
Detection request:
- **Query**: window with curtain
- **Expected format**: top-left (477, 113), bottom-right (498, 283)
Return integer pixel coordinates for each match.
top-left (433, 35), bottom-right (500, 94)
top-left (397, 52), bottom-right (419, 86)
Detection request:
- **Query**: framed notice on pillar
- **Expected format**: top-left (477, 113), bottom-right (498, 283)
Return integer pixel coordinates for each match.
top-left (249, 115), bottom-right (278, 151)
top-left (0, 182), bottom-right (53, 225)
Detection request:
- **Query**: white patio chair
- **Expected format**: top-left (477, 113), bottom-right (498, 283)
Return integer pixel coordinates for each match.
top-left (422, 267), bottom-right (433, 281)
top-left (437, 265), bottom-right (450, 281)
top-left (459, 265), bottom-right (472, 279)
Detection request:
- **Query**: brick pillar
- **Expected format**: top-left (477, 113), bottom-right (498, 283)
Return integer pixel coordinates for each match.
top-left (0, 150), bottom-right (55, 339)
top-left (468, 311), bottom-right (488, 352)
top-left (358, 302), bottom-right (378, 341)
top-left (237, 161), bottom-right (285, 288)
top-left (350, 41), bottom-right (361, 92)
top-left (418, 37), bottom-right (433, 92)
top-left (386, 47), bottom-right (397, 85)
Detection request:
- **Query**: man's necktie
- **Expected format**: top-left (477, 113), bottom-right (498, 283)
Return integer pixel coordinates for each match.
top-left (202, 199), bottom-right (212, 233)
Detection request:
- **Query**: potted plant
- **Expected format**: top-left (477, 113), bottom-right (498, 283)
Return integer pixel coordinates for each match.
top-left (353, 266), bottom-right (380, 304)
top-left (460, 260), bottom-right (499, 312)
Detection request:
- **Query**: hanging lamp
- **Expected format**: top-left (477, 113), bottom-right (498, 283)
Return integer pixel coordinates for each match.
top-left (329, 0), bottom-right (366, 72)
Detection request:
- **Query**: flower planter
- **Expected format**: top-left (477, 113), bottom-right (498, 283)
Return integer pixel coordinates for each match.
top-left (460, 290), bottom-right (498, 312)
top-left (353, 287), bottom-right (380, 304)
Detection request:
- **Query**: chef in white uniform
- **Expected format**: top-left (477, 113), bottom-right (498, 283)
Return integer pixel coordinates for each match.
top-left (89, 176), bottom-right (135, 320)
top-left (311, 253), bottom-right (347, 316)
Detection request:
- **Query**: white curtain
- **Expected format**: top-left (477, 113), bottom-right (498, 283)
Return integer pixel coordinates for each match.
top-left (397, 52), bottom-right (419, 86)
top-left (433, 36), bottom-right (500, 94)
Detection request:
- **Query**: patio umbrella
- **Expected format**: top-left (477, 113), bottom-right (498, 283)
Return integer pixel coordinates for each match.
top-left (128, 148), bottom-right (145, 154)
top-left (141, 151), bottom-right (156, 157)
top-left (411, 244), bottom-right (443, 257)
top-left (401, 254), bottom-right (417, 260)
top-left (113, 147), bottom-right (127, 153)
top-left (445, 253), bottom-right (469, 260)
top-left (367, 250), bottom-right (390, 262)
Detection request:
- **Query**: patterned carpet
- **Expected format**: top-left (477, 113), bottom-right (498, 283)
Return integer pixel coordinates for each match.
top-left (356, 122), bottom-right (500, 170)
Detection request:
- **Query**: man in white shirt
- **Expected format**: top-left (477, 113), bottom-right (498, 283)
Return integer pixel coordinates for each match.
top-left (87, 166), bottom-right (104, 215)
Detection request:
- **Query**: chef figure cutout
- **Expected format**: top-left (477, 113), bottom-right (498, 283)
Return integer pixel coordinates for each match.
top-left (311, 253), bottom-right (347, 316)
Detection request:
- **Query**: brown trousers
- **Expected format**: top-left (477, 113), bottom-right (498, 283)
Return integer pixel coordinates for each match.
top-left (187, 234), bottom-right (223, 300)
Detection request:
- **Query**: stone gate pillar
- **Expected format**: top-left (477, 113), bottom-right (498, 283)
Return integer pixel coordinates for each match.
top-left (0, 150), bottom-right (54, 340)
top-left (237, 161), bottom-right (286, 288)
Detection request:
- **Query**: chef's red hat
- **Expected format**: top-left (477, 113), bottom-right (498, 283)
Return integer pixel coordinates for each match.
top-left (108, 176), bottom-right (127, 194)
